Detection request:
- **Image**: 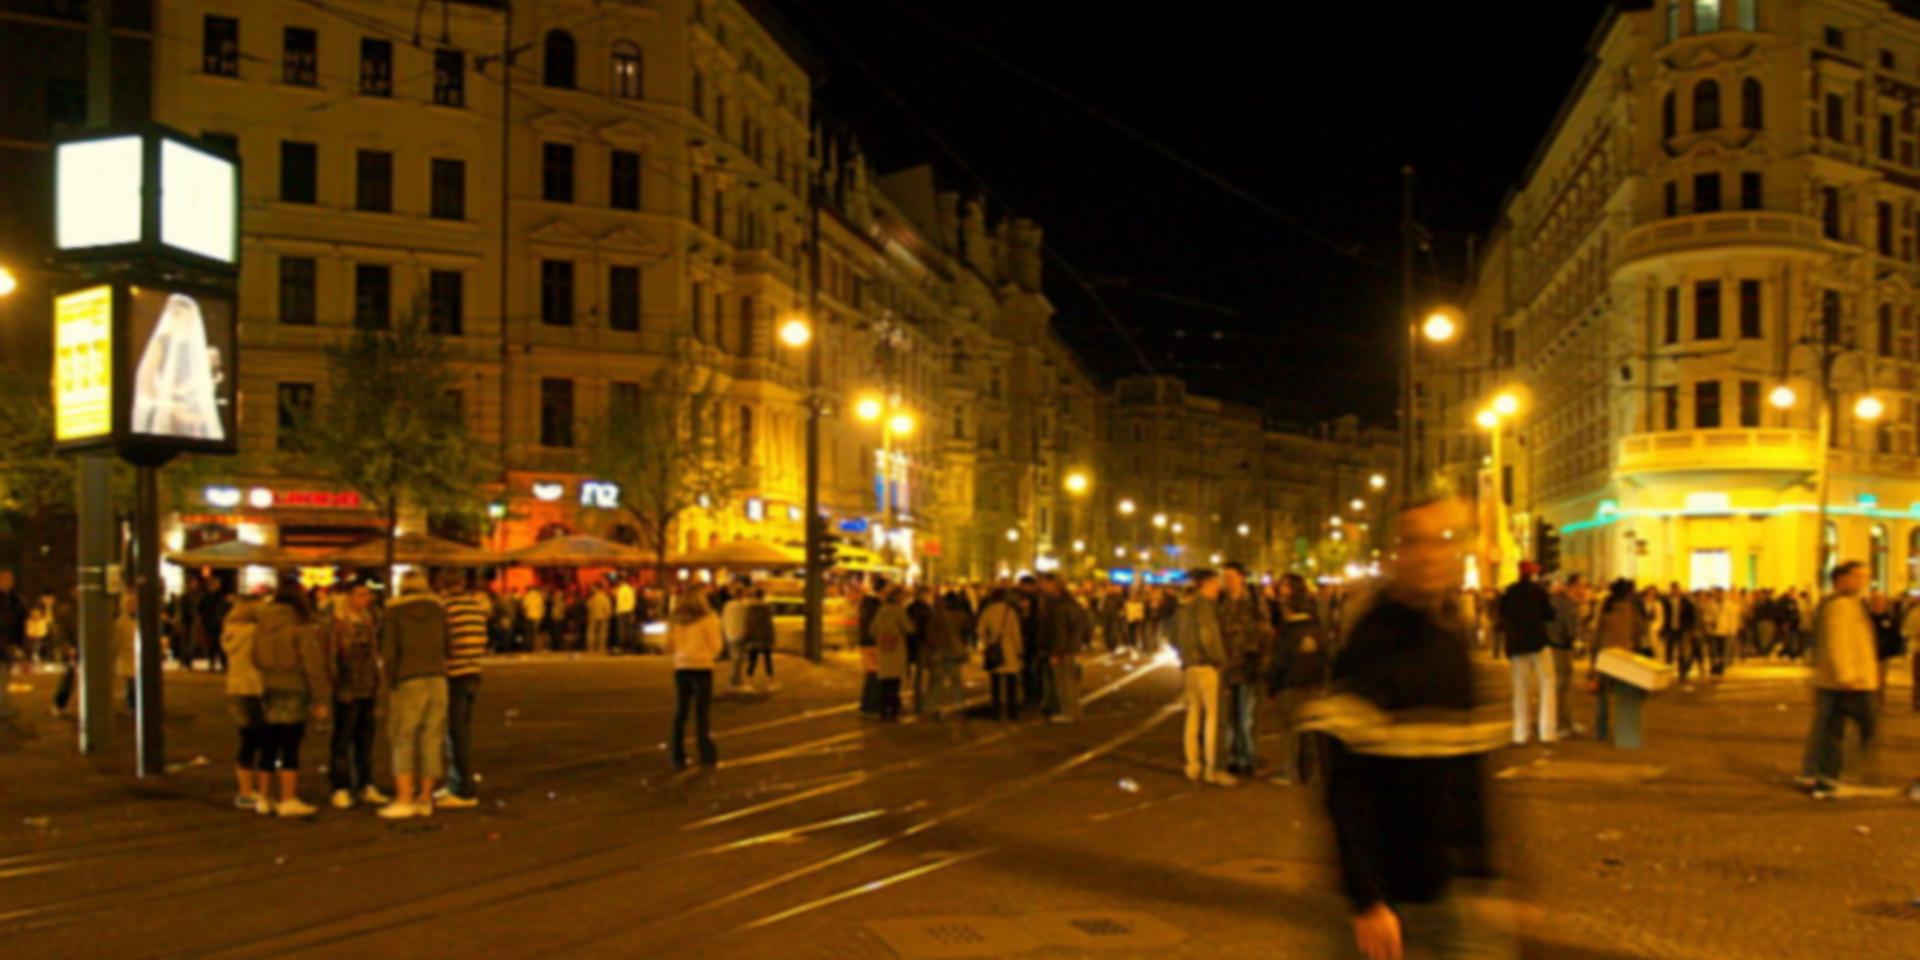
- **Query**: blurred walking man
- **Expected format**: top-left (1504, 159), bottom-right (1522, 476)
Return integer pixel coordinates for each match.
top-left (1800, 561), bottom-right (1880, 798)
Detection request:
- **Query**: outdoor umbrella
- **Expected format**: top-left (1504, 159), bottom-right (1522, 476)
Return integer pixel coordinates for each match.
top-left (323, 532), bottom-right (502, 568)
top-left (507, 534), bottom-right (654, 568)
top-left (670, 538), bottom-right (805, 571)
top-left (166, 540), bottom-right (318, 570)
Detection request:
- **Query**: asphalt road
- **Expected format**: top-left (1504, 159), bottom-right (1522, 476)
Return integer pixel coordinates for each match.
top-left (0, 651), bottom-right (1916, 960)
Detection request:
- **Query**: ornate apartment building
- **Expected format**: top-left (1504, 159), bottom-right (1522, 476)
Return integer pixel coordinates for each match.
top-left (1435, 0), bottom-right (1920, 592)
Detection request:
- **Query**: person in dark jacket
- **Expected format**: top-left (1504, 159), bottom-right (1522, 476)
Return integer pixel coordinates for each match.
top-left (1310, 499), bottom-right (1517, 960)
top-left (378, 571), bottom-right (448, 820)
top-left (743, 589), bottom-right (777, 692)
top-left (1499, 561), bottom-right (1557, 746)
top-left (856, 579), bottom-right (884, 718)
top-left (1269, 574), bottom-right (1329, 785)
top-left (1041, 577), bottom-right (1091, 722)
top-left (0, 570), bottom-right (26, 724)
top-left (1218, 562), bottom-right (1271, 777)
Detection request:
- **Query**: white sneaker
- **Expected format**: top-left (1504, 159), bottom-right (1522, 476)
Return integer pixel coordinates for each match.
top-left (256, 796), bottom-right (275, 816)
top-left (275, 798), bottom-right (318, 818)
top-left (376, 801), bottom-right (419, 820)
top-left (235, 794), bottom-right (259, 811)
top-left (436, 793), bottom-right (479, 810)
top-left (1205, 770), bottom-right (1240, 788)
top-left (330, 790), bottom-right (354, 810)
top-left (360, 785), bottom-right (391, 805)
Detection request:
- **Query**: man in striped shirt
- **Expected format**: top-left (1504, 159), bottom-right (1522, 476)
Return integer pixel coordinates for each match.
top-left (438, 572), bottom-right (490, 809)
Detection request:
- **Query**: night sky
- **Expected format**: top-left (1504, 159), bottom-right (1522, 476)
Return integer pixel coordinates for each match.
top-left (785, 0), bottom-right (1616, 424)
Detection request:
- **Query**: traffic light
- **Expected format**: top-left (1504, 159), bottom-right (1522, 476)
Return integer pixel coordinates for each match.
top-left (808, 515), bottom-right (843, 570)
top-left (1536, 517), bottom-right (1562, 575)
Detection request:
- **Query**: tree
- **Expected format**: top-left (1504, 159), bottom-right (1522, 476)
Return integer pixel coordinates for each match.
top-left (298, 317), bottom-right (490, 583)
top-left (587, 340), bottom-right (751, 587)
top-left (0, 368), bottom-right (80, 520)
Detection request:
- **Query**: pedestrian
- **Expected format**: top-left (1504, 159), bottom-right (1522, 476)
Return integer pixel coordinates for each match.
top-left (1547, 575), bottom-right (1586, 739)
top-left (522, 584), bottom-right (548, 653)
top-left (857, 579), bottom-right (884, 717)
top-left (720, 579), bottom-right (752, 691)
top-left (378, 570), bottom-right (449, 820)
top-left (1173, 570), bottom-right (1234, 786)
top-left (1800, 561), bottom-right (1881, 798)
top-left (221, 594), bottom-right (268, 811)
top-left (252, 578), bottom-right (332, 817)
top-left (0, 570), bottom-right (25, 723)
top-left (1592, 579), bottom-right (1642, 743)
top-left (923, 592), bottom-right (967, 719)
top-left (665, 589), bottom-right (724, 768)
top-left (978, 588), bottom-right (1025, 722)
top-left (1018, 575), bottom-right (1047, 710)
top-left (1309, 498), bottom-right (1519, 960)
top-left (1268, 574), bottom-right (1328, 785)
top-left (614, 577), bottom-right (637, 654)
top-left (586, 583), bottom-right (613, 656)
top-left (1499, 561), bottom-right (1557, 746)
top-left (324, 582), bottom-right (389, 811)
top-left (200, 579), bottom-right (230, 672)
top-left (438, 572), bottom-right (488, 810)
top-left (743, 588), bottom-right (777, 692)
top-left (113, 591), bottom-right (138, 714)
top-left (871, 586), bottom-right (913, 722)
top-left (1042, 576), bottom-right (1090, 723)
top-left (1218, 562), bottom-right (1270, 776)
top-left (48, 589), bottom-right (79, 719)
top-left (1902, 595), bottom-right (1920, 713)
top-left (908, 586), bottom-right (933, 715)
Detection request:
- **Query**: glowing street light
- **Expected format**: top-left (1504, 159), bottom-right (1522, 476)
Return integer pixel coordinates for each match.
top-left (0, 266), bottom-right (16, 298)
top-left (1118, 498), bottom-right (1136, 516)
top-left (888, 412), bottom-right (916, 437)
top-left (1237, 523), bottom-right (1251, 536)
top-left (1329, 516), bottom-right (1343, 527)
top-left (855, 396), bottom-right (884, 422)
top-left (1856, 396), bottom-right (1886, 421)
top-left (1152, 513), bottom-right (1168, 529)
top-left (1422, 309), bottom-right (1458, 343)
top-left (1769, 385), bottom-right (1797, 409)
top-left (1114, 547), bottom-right (1126, 558)
top-left (1369, 473), bottom-right (1386, 490)
top-left (1493, 392), bottom-right (1520, 417)
top-left (1065, 472), bottom-right (1090, 495)
top-left (1072, 539), bottom-right (1085, 553)
top-left (778, 316), bottom-right (812, 348)
top-left (1006, 529), bottom-right (1021, 543)
top-left (1171, 522), bottom-right (1185, 535)
top-left (1350, 498), bottom-right (1366, 512)
top-left (1209, 553), bottom-right (1223, 565)
top-left (1476, 408), bottom-right (1500, 430)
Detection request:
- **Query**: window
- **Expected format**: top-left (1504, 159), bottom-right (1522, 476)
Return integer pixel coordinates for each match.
top-left (739, 406), bottom-right (754, 462)
top-left (612, 41), bottom-right (643, 99)
top-left (202, 132), bottom-right (239, 158)
top-left (690, 173), bottom-right (703, 225)
top-left (542, 143), bottom-right (574, 202)
top-left (544, 30), bottom-right (576, 89)
top-left (1693, 0), bottom-right (1721, 32)
top-left (1880, 303), bottom-right (1895, 356)
top-left (609, 266), bottom-right (641, 332)
top-left (1883, 114), bottom-right (1897, 160)
top-left (355, 150), bottom-right (393, 213)
top-left (1665, 286), bottom-right (1681, 344)
top-left (430, 158), bottom-right (466, 220)
top-left (279, 257), bottom-right (317, 326)
top-left (429, 270), bottom-right (463, 336)
top-left (277, 384), bottom-right (314, 452)
top-left (692, 70), bottom-right (706, 118)
top-left (280, 141), bottom-right (318, 203)
top-left (540, 379), bottom-right (575, 448)
top-left (1739, 279), bottom-right (1762, 338)
top-left (1822, 290), bottom-right (1843, 341)
top-left (1664, 181), bottom-right (1679, 217)
top-left (1694, 172), bottom-right (1721, 213)
top-left (691, 281), bottom-right (707, 341)
top-left (354, 265), bottom-right (392, 330)
top-left (360, 38), bottom-right (393, 97)
top-left (1822, 186), bottom-right (1843, 239)
top-left (541, 260), bottom-right (575, 327)
top-left (1693, 80), bottom-right (1721, 131)
top-left (738, 295), bottom-right (756, 356)
top-left (434, 49), bottom-right (465, 107)
top-left (1826, 94), bottom-right (1846, 142)
top-left (1884, 50), bottom-right (1898, 71)
top-left (1740, 171), bottom-right (1763, 210)
top-left (1741, 78), bottom-right (1762, 127)
top-left (46, 79), bottom-right (85, 129)
top-left (283, 27), bottom-right (317, 86)
top-left (1826, 26), bottom-right (1845, 50)
top-left (204, 15), bottom-right (239, 77)
top-left (610, 381), bottom-right (641, 418)
top-left (1739, 380), bottom-right (1761, 427)
top-left (611, 150), bottom-right (641, 210)
top-left (1695, 280), bottom-right (1722, 339)
top-left (1879, 201), bottom-right (1895, 255)
top-left (1695, 381), bottom-right (1722, 429)
top-left (1664, 387), bottom-right (1681, 431)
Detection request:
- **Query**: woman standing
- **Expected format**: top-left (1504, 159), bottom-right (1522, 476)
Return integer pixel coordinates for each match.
top-left (325, 582), bottom-right (389, 811)
top-left (978, 588), bottom-right (1025, 722)
top-left (870, 587), bottom-right (912, 722)
top-left (252, 579), bottom-right (331, 817)
top-left (1594, 579), bottom-right (1643, 742)
top-left (221, 594), bottom-right (266, 811)
top-left (378, 571), bottom-right (449, 820)
top-left (665, 590), bottom-right (724, 768)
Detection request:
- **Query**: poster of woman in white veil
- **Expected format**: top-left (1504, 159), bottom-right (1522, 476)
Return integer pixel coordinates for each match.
top-left (130, 291), bottom-right (229, 442)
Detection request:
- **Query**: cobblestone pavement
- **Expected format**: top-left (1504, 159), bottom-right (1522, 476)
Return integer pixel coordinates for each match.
top-left (0, 651), bottom-right (1915, 960)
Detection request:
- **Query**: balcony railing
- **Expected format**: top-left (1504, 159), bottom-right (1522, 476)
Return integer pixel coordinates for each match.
top-left (1617, 429), bottom-right (1819, 475)
top-left (1615, 211), bottom-right (1827, 268)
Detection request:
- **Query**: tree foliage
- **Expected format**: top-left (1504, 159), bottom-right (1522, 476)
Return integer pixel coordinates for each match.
top-left (586, 340), bottom-right (752, 580)
top-left (297, 317), bottom-right (491, 574)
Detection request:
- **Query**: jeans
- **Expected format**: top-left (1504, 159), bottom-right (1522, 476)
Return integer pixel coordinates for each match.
top-left (745, 649), bottom-right (774, 678)
top-left (328, 697), bottom-right (378, 792)
top-left (1227, 682), bottom-right (1260, 772)
top-left (727, 639), bottom-right (747, 687)
top-left (1509, 651), bottom-right (1557, 744)
top-left (1802, 688), bottom-right (1877, 783)
top-left (1706, 633), bottom-right (1729, 676)
top-left (991, 673), bottom-right (1021, 721)
top-left (1049, 656), bottom-right (1081, 720)
top-left (1182, 667), bottom-right (1222, 777)
top-left (1675, 631), bottom-right (1706, 682)
top-left (445, 674), bottom-right (481, 799)
top-left (671, 669), bottom-right (717, 767)
top-left (587, 619), bottom-right (609, 655)
top-left (389, 676), bottom-right (449, 779)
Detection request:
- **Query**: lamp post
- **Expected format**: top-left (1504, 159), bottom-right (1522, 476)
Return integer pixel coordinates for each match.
top-left (1770, 335), bottom-right (1882, 586)
top-left (856, 395), bottom-right (914, 574)
top-left (1401, 306), bottom-right (1461, 498)
top-left (778, 315), bottom-right (823, 662)
top-left (1476, 390), bottom-right (1520, 587)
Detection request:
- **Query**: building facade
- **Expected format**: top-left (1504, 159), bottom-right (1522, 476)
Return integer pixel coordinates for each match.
top-left (1444, 0), bottom-right (1920, 593)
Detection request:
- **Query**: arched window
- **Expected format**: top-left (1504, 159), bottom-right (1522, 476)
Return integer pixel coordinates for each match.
top-left (1741, 78), bottom-right (1763, 128)
top-left (1662, 92), bottom-right (1677, 140)
top-left (543, 30), bottom-right (576, 89)
top-left (1694, 80), bottom-right (1721, 131)
top-left (1693, 0), bottom-right (1722, 33)
top-left (612, 41), bottom-right (642, 99)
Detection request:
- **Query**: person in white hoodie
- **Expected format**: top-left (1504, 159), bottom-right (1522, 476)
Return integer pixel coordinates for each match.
top-left (665, 590), bottom-right (724, 768)
top-left (221, 594), bottom-right (267, 811)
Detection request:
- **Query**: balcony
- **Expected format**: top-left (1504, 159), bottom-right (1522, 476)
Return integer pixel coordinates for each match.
top-left (1617, 429), bottom-right (1818, 479)
top-left (1614, 212), bottom-right (1828, 272)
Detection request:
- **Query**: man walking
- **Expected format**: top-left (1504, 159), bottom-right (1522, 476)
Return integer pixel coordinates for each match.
top-left (1314, 498), bottom-right (1518, 960)
top-left (1800, 561), bottom-right (1881, 798)
top-left (1547, 575), bottom-right (1585, 740)
top-left (720, 579), bottom-right (752, 691)
top-left (1218, 562), bottom-right (1271, 777)
top-left (438, 572), bottom-right (489, 810)
top-left (1041, 576), bottom-right (1090, 723)
top-left (1499, 561), bottom-right (1557, 746)
top-left (614, 578), bottom-right (637, 654)
top-left (1173, 570), bottom-right (1234, 786)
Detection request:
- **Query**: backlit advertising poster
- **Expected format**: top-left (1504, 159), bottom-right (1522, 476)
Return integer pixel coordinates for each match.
top-left (54, 285), bottom-right (115, 445)
top-left (126, 285), bottom-right (235, 450)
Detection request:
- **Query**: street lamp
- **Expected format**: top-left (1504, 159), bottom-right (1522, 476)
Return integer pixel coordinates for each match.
top-left (1072, 539), bottom-right (1085, 553)
top-left (780, 315), bottom-right (825, 662)
top-left (1855, 396), bottom-right (1886, 421)
top-left (1770, 384), bottom-right (1797, 410)
top-left (888, 412), bottom-right (916, 437)
top-left (1006, 529), bottom-right (1020, 543)
top-left (778, 316), bottom-right (812, 348)
top-left (1350, 498), bottom-right (1365, 512)
top-left (1493, 391), bottom-right (1520, 417)
top-left (1118, 499), bottom-right (1136, 516)
top-left (0, 266), bottom-right (17, 298)
top-left (1237, 523), bottom-right (1250, 536)
top-left (1171, 522), bottom-right (1184, 535)
top-left (1422, 309), bottom-right (1459, 344)
top-left (1065, 472), bottom-right (1090, 495)
top-left (1403, 304), bottom-right (1462, 496)
top-left (1152, 513), bottom-right (1168, 529)
top-left (1369, 473), bottom-right (1386, 491)
top-left (855, 396), bottom-right (884, 422)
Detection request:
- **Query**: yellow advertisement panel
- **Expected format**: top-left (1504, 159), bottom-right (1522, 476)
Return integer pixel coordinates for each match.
top-left (55, 285), bottom-right (114, 442)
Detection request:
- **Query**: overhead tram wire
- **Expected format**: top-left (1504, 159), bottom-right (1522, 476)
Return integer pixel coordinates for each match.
top-left (785, 0), bottom-right (1157, 376)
